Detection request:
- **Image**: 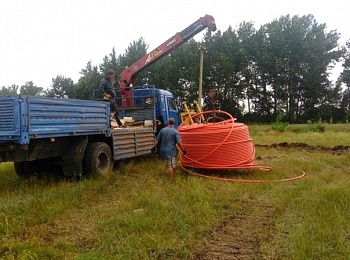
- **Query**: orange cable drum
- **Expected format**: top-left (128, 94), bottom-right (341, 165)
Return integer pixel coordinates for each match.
top-left (178, 110), bottom-right (270, 170)
top-left (178, 110), bottom-right (306, 183)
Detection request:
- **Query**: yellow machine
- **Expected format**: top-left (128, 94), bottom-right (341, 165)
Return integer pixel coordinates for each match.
top-left (180, 89), bottom-right (219, 125)
top-left (180, 101), bottom-right (205, 125)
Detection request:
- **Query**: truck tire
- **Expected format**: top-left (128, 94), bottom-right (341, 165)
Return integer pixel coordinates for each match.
top-left (83, 142), bottom-right (112, 177)
top-left (14, 161), bottom-right (35, 178)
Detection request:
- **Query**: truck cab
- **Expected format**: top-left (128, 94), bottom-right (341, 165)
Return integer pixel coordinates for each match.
top-left (132, 86), bottom-right (180, 128)
top-left (95, 85), bottom-right (181, 129)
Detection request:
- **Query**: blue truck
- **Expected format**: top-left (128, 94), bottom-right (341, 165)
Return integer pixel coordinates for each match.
top-left (0, 88), bottom-right (177, 178)
top-left (0, 15), bottom-right (216, 178)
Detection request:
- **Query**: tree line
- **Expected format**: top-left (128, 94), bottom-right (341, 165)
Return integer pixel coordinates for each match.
top-left (1, 14), bottom-right (350, 124)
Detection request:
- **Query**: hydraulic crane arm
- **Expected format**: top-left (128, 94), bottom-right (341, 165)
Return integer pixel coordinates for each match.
top-left (119, 14), bottom-right (216, 107)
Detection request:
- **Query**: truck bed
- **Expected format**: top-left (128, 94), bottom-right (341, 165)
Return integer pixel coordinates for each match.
top-left (0, 95), bottom-right (110, 144)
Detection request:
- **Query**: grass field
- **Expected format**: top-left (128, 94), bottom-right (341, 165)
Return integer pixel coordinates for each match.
top-left (1, 124), bottom-right (350, 259)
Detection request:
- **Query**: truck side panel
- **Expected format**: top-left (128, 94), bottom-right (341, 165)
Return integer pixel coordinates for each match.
top-left (0, 95), bottom-right (21, 142)
top-left (27, 96), bottom-right (110, 140)
top-left (0, 96), bottom-right (111, 145)
top-left (112, 128), bottom-right (155, 160)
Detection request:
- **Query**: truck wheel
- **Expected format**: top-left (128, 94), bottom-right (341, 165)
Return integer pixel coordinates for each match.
top-left (83, 142), bottom-right (112, 177)
top-left (14, 161), bottom-right (35, 178)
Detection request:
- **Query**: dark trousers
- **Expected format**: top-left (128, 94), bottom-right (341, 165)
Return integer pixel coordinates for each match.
top-left (109, 98), bottom-right (123, 126)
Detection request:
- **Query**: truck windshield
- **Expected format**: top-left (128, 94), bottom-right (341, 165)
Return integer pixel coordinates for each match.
top-left (167, 97), bottom-right (177, 111)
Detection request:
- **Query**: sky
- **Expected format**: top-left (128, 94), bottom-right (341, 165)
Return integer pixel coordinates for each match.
top-left (0, 0), bottom-right (349, 90)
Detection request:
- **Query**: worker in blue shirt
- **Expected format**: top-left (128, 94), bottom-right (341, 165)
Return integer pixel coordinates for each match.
top-left (152, 118), bottom-right (186, 175)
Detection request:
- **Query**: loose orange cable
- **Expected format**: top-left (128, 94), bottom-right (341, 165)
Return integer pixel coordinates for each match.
top-left (178, 110), bottom-right (306, 183)
top-left (180, 166), bottom-right (306, 183)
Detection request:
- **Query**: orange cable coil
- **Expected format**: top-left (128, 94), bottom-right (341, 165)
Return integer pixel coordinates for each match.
top-left (177, 110), bottom-right (306, 183)
top-left (178, 110), bottom-right (270, 170)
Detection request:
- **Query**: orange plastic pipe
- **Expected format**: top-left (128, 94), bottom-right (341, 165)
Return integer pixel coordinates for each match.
top-left (178, 110), bottom-right (306, 183)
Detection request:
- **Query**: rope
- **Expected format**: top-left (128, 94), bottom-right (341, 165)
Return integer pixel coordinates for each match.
top-left (178, 110), bottom-right (306, 183)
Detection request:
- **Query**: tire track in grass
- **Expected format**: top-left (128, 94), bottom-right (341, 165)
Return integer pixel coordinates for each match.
top-left (192, 195), bottom-right (281, 260)
top-left (256, 142), bottom-right (349, 154)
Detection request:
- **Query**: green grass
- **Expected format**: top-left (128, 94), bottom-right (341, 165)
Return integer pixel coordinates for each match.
top-left (250, 123), bottom-right (350, 146)
top-left (1, 124), bottom-right (350, 258)
top-left (0, 159), bottom-right (257, 259)
top-left (267, 150), bottom-right (350, 259)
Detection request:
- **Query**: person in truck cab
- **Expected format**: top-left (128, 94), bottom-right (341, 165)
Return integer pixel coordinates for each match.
top-left (152, 118), bottom-right (186, 175)
top-left (99, 69), bottom-right (123, 127)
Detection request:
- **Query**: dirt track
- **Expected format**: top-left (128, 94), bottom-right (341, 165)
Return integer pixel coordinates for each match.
top-left (191, 142), bottom-right (349, 259)
top-left (192, 195), bottom-right (279, 260)
top-left (255, 142), bottom-right (349, 154)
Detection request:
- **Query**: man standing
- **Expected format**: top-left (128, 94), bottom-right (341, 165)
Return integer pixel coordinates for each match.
top-left (153, 118), bottom-right (186, 175)
top-left (99, 69), bottom-right (123, 126)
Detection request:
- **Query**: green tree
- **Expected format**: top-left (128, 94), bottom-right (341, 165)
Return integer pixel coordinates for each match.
top-left (99, 38), bottom-right (148, 87)
top-left (45, 75), bottom-right (74, 98)
top-left (258, 14), bottom-right (343, 122)
top-left (202, 27), bottom-right (245, 117)
top-left (67, 15), bottom-right (345, 123)
top-left (240, 22), bottom-right (274, 122)
top-left (74, 61), bottom-right (102, 100)
top-left (99, 47), bottom-right (120, 76)
top-left (19, 81), bottom-right (43, 96)
top-left (338, 40), bottom-right (350, 121)
top-left (0, 84), bottom-right (19, 95)
top-left (118, 37), bottom-right (148, 85)
top-left (148, 39), bottom-right (201, 102)
top-left (341, 40), bottom-right (350, 86)
top-left (119, 37), bottom-right (148, 68)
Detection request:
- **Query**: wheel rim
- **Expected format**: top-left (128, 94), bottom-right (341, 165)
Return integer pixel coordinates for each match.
top-left (96, 152), bottom-right (110, 173)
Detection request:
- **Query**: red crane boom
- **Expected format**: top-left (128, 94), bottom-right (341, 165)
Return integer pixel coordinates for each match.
top-left (119, 14), bottom-right (216, 107)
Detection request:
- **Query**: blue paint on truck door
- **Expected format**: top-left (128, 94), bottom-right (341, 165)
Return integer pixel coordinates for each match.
top-left (167, 96), bottom-right (179, 128)
top-left (160, 94), bottom-right (168, 124)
